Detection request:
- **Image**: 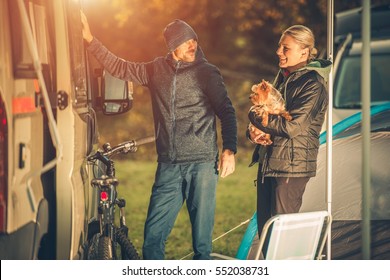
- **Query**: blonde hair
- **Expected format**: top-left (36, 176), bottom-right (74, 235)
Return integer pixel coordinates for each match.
top-left (282, 25), bottom-right (318, 61)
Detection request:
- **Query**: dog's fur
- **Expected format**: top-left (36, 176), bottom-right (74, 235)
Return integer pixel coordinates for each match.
top-left (249, 80), bottom-right (292, 145)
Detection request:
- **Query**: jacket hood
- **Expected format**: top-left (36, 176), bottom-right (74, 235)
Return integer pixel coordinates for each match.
top-left (273, 58), bottom-right (332, 90)
top-left (304, 59), bottom-right (332, 82)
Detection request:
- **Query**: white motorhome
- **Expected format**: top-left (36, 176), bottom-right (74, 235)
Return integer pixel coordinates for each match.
top-left (0, 0), bottom-right (131, 259)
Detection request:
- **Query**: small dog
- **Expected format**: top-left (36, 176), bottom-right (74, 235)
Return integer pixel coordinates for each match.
top-left (249, 80), bottom-right (292, 145)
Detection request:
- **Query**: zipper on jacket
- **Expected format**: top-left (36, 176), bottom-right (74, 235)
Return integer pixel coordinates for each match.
top-left (282, 75), bottom-right (293, 105)
top-left (290, 138), bottom-right (294, 163)
top-left (261, 148), bottom-right (268, 183)
top-left (170, 61), bottom-right (181, 161)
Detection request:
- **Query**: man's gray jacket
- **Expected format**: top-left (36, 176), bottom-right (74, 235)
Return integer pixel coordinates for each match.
top-left (88, 38), bottom-right (237, 164)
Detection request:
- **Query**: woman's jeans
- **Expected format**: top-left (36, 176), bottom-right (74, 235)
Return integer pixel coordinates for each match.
top-left (142, 161), bottom-right (218, 260)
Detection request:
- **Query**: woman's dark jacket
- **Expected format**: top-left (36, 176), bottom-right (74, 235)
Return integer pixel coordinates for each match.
top-left (88, 38), bottom-right (237, 164)
top-left (248, 59), bottom-right (332, 178)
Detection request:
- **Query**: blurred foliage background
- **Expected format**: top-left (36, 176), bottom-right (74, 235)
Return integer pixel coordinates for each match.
top-left (82, 0), bottom-right (390, 162)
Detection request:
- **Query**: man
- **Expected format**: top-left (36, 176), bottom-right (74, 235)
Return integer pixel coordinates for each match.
top-left (81, 13), bottom-right (237, 260)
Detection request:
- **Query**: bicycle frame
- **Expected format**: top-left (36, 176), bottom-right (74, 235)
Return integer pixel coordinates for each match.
top-left (92, 176), bottom-right (119, 243)
top-left (85, 136), bottom-right (155, 259)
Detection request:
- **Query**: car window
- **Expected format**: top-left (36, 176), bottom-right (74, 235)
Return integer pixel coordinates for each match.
top-left (334, 53), bottom-right (390, 108)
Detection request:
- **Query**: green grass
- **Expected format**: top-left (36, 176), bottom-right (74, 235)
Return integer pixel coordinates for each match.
top-left (114, 160), bottom-right (258, 260)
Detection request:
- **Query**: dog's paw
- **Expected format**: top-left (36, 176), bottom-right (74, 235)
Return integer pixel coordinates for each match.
top-left (282, 112), bottom-right (293, 121)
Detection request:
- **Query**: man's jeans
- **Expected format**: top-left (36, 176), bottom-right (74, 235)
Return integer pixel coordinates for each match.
top-left (142, 161), bottom-right (218, 260)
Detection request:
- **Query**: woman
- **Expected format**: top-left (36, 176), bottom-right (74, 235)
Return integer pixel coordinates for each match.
top-left (247, 25), bottom-right (332, 250)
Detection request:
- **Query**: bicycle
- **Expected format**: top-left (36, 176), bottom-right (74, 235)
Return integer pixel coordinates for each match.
top-left (84, 136), bottom-right (155, 260)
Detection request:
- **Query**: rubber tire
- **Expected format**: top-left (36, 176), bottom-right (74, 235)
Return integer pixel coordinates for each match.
top-left (85, 230), bottom-right (140, 260)
top-left (116, 230), bottom-right (140, 260)
top-left (98, 236), bottom-right (113, 260)
top-left (84, 233), bottom-right (100, 260)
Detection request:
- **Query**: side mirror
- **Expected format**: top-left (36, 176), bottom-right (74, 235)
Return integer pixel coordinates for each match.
top-left (102, 71), bottom-right (133, 115)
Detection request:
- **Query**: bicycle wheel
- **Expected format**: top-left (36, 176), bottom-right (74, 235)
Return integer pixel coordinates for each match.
top-left (98, 236), bottom-right (113, 260)
top-left (84, 233), bottom-right (113, 260)
top-left (116, 230), bottom-right (140, 260)
top-left (85, 228), bottom-right (140, 259)
top-left (85, 234), bottom-right (125, 260)
top-left (84, 233), bottom-right (100, 260)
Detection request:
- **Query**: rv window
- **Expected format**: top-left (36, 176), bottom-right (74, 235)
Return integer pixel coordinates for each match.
top-left (9, 0), bottom-right (55, 80)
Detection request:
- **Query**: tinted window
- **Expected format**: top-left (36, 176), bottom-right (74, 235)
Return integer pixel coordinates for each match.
top-left (66, 1), bottom-right (88, 107)
top-left (334, 53), bottom-right (390, 108)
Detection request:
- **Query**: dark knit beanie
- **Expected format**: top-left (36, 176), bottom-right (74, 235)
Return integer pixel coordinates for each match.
top-left (163, 19), bottom-right (198, 52)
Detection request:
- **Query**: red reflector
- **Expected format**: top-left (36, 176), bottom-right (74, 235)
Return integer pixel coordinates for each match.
top-left (12, 97), bottom-right (36, 114)
top-left (0, 196), bottom-right (5, 231)
top-left (100, 191), bottom-right (108, 201)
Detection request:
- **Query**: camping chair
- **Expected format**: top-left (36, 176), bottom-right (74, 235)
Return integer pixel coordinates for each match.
top-left (254, 211), bottom-right (332, 260)
top-left (211, 211), bottom-right (332, 260)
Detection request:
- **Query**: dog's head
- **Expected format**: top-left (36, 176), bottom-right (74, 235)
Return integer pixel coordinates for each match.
top-left (249, 79), bottom-right (271, 105)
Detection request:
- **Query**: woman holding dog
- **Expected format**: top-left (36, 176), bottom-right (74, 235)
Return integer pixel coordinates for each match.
top-left (247, 25), bottom-right (331, 253)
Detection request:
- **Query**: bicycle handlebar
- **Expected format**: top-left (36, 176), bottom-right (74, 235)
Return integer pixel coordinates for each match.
top-left (133, 136), bottom-right (156, 147)
top-left (87, 135), bottom-right (155, 162)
